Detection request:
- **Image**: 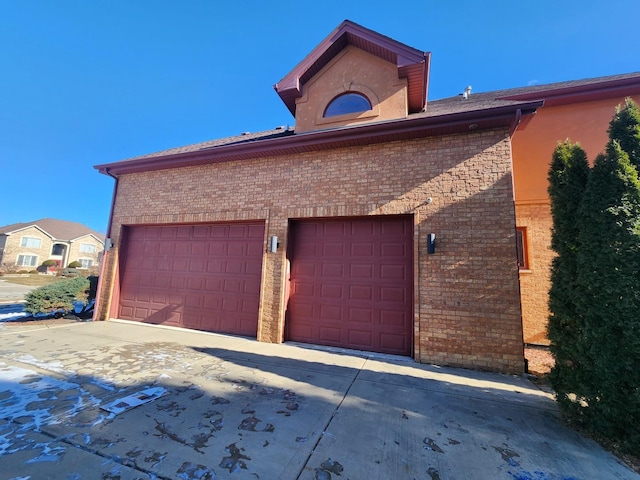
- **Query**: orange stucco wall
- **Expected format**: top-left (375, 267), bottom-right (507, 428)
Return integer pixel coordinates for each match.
top-left (513, 94), bottom-right (640, 344)
top-left (513, 96), bottom-right (639, 203)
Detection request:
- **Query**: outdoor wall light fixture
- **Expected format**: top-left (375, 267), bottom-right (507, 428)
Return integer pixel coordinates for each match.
top-left (427, 233), bottom-right (436, 254)
top-left (269, 235), bottom-right (278, 253)
top-left (104, 238), bottom-right (114, 251)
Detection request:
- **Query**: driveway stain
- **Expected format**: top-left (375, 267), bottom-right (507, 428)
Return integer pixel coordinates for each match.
top-left (427, 466), bottom-right (441, 480)
top-left (219, 442), bottom-right (250, 473)
top-left (494, 445), bottom-right (521, 467)
top-left (156, 400), bottom-right (187, 417)
top-left (239, 415), bottom-right (275, 433)
top-left (423, 437), bottom-right (444, 453)
top-left (143, 450), bottom-right (167, 468)
top-left (176, 461), bottom-right (216, 479)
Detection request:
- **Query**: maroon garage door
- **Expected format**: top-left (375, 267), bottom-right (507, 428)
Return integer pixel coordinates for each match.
top-left (118, 222), bottom-right (264, 336)
top-left (287, 216), bottom-right (413, 356)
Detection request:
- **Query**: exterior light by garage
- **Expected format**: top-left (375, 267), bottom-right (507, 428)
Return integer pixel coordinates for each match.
top-left (427, 233), bottom-right (436, 254)
top-left (269, 235), bottom-right (279, 253)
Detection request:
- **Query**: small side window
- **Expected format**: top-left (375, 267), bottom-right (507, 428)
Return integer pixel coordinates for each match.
top-left (324, 92), bottom-right (372, 118)
top-left (516, 227), bottom-right (529, 270)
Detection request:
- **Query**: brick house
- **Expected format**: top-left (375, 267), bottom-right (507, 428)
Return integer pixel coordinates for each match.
top-left (94, 20), bottom-right (640, 373)
top-left (0, 218), bottom-right (105, 272)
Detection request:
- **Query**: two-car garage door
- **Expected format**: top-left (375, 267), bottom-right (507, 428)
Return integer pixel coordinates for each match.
top-left (118, 222), bottom-right (265, 336)
top-left (117, 216), bottom-right (413, 356)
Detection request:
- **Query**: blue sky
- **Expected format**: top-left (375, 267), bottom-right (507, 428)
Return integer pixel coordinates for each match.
top-left (1, 1), bottom-right (638, 234)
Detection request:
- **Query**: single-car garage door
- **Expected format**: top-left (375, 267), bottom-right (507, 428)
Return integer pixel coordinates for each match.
top-left (118, 222), bottom-right (264, 336)
top-left (287, 216), bottom-right (413, 356)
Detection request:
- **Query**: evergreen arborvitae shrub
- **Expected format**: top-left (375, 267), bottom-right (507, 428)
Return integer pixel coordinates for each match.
top-left (547, 140), bottom-right (591, 416)
top-left (24, 276), bottom-right (90, 315)
top-left (576, 142), bottom-right (640, 453)
top-left (608, 97), bottom-right (640, 171)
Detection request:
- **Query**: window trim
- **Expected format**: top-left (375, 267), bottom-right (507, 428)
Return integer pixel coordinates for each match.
top-left (17, 254), bottom-right (38, 267)
top-left (516, 227), bottom-right (530, 270)
top-left (78, 258), bottom-right (93, 269)
top-left (323, 92), bottom-right (372, 118)
top-left (20, 236), bottom-right (42, 249)
top-left (79, 243), bottom-right (96, 254)
top-left (316, 84), bottom-right (380, 126)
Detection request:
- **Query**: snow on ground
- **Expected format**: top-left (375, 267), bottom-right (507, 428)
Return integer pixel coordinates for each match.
top-left (0, 362), bottom-right (111, 461)
top-left (0, 304), bottom-right (29, 322)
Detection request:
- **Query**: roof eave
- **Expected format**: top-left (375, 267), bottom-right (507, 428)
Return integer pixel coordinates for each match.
top-left (95, 101), bottom-right (542, 176)
top-left (500, 76), bottom-right (640, 107)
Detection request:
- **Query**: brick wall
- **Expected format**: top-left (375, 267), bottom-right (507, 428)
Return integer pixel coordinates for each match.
top-left (516, 202), bottom-right (554, 345)
top-left (96, 128), bottom-right (524, 373)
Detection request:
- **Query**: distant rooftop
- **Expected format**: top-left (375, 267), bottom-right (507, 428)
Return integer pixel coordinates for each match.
top-left (0, 218), bottom-right (105, 241)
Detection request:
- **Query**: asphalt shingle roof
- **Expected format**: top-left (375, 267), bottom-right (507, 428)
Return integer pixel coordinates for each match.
top-left (0, 218), bottom-right (105, 241)
top-left (117, 72), bottom-right (640, 163)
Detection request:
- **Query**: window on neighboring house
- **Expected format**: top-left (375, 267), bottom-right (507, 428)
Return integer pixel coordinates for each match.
top-left (516, 227), bottom-right (529, 269)
top-left (79, 258), bottom-right (93, 269)
top-left (51, 244), bottom-right (65, 255)
top-left (20, 237), bottom-right (41, 248)
top-left (17, 254), bottom-right (38, 267)
top-left (79, 243), bottom-right (96, 254)
top-left (324, 92), bottom-right (372, 117)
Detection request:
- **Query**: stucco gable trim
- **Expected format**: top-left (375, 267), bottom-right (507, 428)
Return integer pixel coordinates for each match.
top-left (274, 20), bottom-right (430, 116)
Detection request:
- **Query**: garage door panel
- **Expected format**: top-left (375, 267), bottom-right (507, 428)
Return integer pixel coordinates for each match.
top-left (350, 264), bottom-right (373, 278)
top-left (322, 243), bottom-right (345, 256)
top-left (380, 333), bottom-right (407, 351)
top-left (118, 222), bottom-right (264, 337)
top-left (318, 326), bottom-right (342, 343)
top-left (381, 287), bottom-right (405, 303)
top-left (320, 284), bottom-right (343, 298)
top-left (293, 282), bottom-right (315, 298)
top-left (348, 330), bottom-right (372, 348)
top-left (319, 304), bottom-right (341, 320)
top-left (227, 242), bottom-right (247, 256)
top-left (381, 264), bottom-right (406, 279)
top-left (189, 242), bottom-right (208, 255)
top-left (380, 310), bottom-right (407, 327)
top-left (229, 225), bottom-right (249, 237)
top-left (351, 243), bottom-right (374, 256)
top-left (287, 216), bottom-right (413, 356)
top-left (381, 242), bottom-right (406, 257)
top-left (209, 242), bottom-right (227, 256)
top-left (193, 225), bottom-right (210, 238)
top-left (348, 308), bottom-right (373, 323)
top-left (158, 242), bottom-right (175, 255)
top-left (171, 258), bottom-right (189, 272)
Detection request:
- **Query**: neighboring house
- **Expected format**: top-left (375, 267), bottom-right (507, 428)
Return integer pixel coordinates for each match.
top-left (93, 20), bottom-right (640, 373)
top-left (0, 218), bottom-right (105, 272)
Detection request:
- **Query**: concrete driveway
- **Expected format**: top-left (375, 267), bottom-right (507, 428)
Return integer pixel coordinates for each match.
top-left (0, 279), bottom-right (37, 302)
top-left (0, 320), bottom-right (636, 480)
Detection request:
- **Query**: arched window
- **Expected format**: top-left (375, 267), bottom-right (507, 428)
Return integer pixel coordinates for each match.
top-left (323, 92), bottom-right (372, 118)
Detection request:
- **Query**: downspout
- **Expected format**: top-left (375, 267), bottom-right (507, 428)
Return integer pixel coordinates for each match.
top-left (421, 53), bottom-right (430, 112)
top-left (509, 108), bottom-right (522, 136)
top-left (93, 168), bottom-right (119, 321)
